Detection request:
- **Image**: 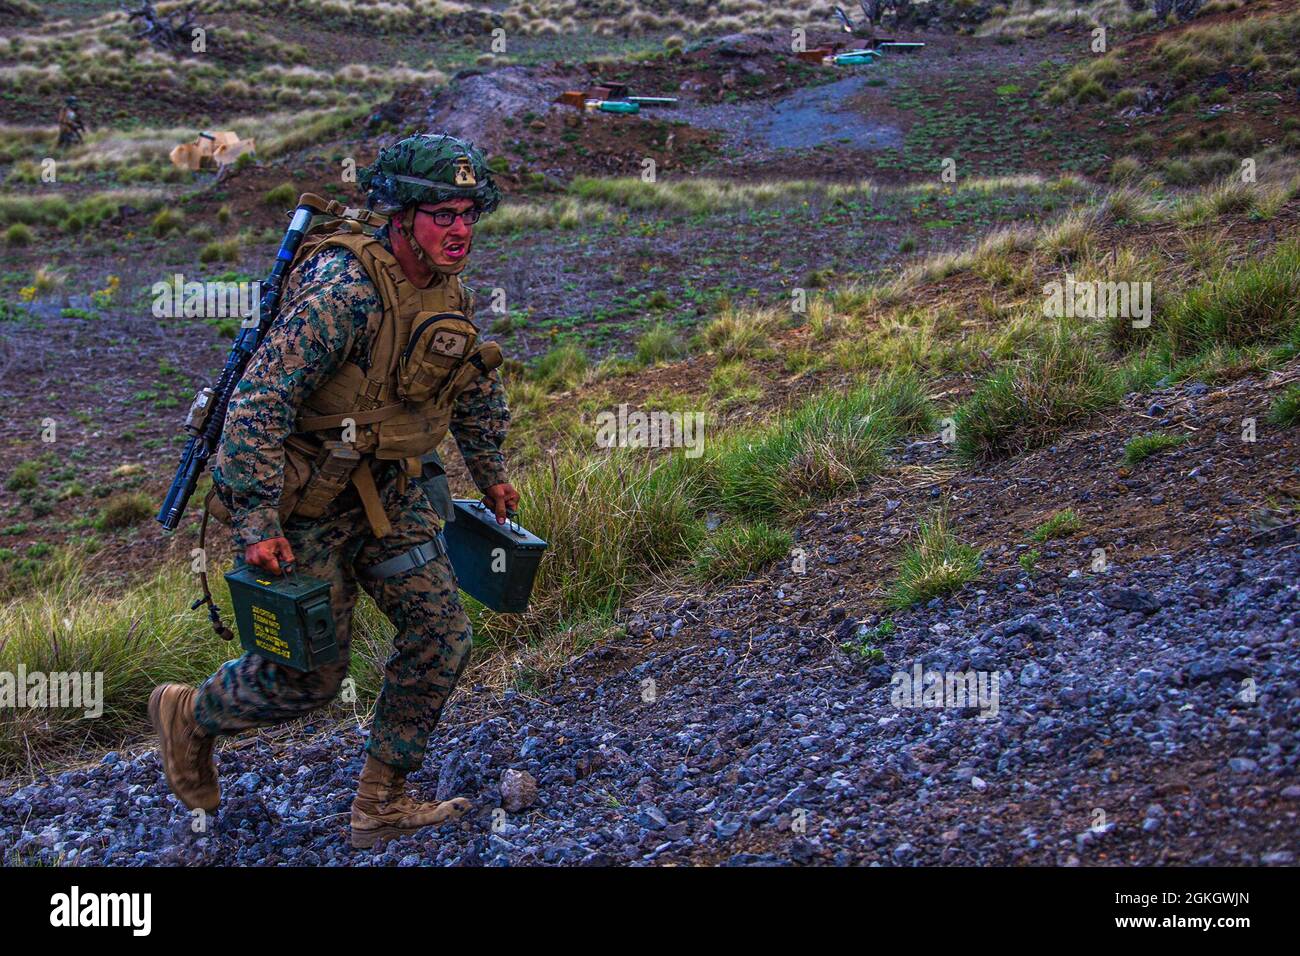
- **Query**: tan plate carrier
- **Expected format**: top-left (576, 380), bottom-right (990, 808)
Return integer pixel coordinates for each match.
top-left (206, 193), bottom-right (502, 541)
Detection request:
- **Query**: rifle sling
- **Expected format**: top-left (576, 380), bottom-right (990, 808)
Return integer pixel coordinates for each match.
top-left (350, 461), bottom-right (393, 539)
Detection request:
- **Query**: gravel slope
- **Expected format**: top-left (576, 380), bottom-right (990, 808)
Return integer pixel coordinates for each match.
top-left (4, 372), bottom-right (1298, 867)
top-left (3, 531), bottom-right (1296, 867)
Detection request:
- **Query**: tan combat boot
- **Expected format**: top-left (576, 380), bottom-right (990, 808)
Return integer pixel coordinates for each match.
top-left (350, 754), bottom-right (472, 849)
top-left (148, 683), bottom-right (220, 812)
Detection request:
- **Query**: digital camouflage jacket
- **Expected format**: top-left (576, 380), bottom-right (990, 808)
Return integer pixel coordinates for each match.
top-left (212, 237), bottom-right (510, 548)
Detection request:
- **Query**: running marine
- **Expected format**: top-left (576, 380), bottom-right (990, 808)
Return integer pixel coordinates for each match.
top-left (149, 133), bottom-right (520, 849)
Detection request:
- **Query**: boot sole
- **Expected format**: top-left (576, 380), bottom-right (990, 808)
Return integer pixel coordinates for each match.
top-left (149, 685), bottom-right (220, 813)
top-left (350, 803), bottom-right (472, 849)
top-left (351, 824), bottom-right (408, 850)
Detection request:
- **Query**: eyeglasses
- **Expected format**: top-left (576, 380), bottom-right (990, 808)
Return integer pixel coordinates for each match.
top-left (417, 206), bottom-right (481, 227)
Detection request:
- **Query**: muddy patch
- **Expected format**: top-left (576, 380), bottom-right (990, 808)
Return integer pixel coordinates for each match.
top-left (419, 66), bottom-right (573, 154)
top-left (686, 73), bottom-right (903, 153)
top-left (676, 72), bottom-right (898, 153)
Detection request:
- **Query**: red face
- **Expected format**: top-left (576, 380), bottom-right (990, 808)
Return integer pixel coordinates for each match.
top-left (410, 198), bottom-right (474, 268)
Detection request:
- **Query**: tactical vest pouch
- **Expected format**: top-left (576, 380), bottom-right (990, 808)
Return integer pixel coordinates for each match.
top-left (398, 311), bottom-right (477, 403)
top-left (293, 440), bottom-right (361, 520)
top-left (448, 342), bottom-right (503, 397)
top-left (417, 450), bottom-right (454, 523)
top-left (205, 437), bottom-right (317, 528)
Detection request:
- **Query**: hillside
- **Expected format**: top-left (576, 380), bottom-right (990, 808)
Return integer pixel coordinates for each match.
top-left (7, 364), bottom-right (1298, 866)
top-left (0, 0), bottom-right (1297, 870)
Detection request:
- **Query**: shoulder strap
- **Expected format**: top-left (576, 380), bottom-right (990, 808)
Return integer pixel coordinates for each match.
top-left (295, 192), bottom-right (389, 229)
top-left (340, 232), bottom-right (405, 386)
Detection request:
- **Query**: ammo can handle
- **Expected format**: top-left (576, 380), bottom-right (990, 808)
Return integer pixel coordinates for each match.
top-left (473, 499), bottom-right (523, 534)
top-left (502, 506), bottom-right (520, 533)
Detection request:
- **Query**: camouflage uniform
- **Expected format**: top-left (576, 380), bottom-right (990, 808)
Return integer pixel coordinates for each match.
top-left (194, 235), bottom-right (510, 771)
top-left (56, 99), bottom-right (84, 149)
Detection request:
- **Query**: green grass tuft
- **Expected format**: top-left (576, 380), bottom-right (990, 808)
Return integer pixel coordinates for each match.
top-left (954, 331), bottom-right (1119, 462)
top-left (635, 321), bottom-right (686, 367)
top-left (1160, 240), bottom-right (1300, 357)
top-left (263, 182), bottom-right (297, 208)
top-left (199, 238), bottom-right (241, 264)
top-left (1123, 431), bottom-right (1190, 466)
top-left (691, 520), bottom-right (792, 583)
top-left (4, 459), bottom-right (40, 492)
top-left (1267, 385), bottom-right (1300, 427)
top-left (532, 341), bottom-right (588, 390)
top-left (699, 307), bottom-right (781, 362)
top-left (703, 372), bottom-right (932, 520)
top-left (149, 207), bottom-right (184, 238)
top-left (888, 510), bottom-right (981, 609)
top-left (96, 492), bottom-right (154, 530)
top-left (1030, 509), bottom-right (1083, 542)
top-left (4, 222), bottom-right (33, 246)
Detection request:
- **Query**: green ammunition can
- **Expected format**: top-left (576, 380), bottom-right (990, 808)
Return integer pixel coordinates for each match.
top-left (224, 566), bottom-right (338, 671)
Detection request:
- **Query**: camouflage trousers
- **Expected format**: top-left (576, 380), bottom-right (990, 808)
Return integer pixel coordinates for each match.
top-left (193, 477), bottom-right (473, 772)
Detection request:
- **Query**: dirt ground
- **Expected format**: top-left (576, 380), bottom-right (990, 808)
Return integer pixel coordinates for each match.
top-left (0, 7), bottom-right (1296, 626)
top-left (0, 26), bottom-right (1092, 589)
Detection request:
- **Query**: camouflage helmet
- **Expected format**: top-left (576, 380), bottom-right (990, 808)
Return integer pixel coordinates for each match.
top-left (359, 133), bottom-right (500, 216)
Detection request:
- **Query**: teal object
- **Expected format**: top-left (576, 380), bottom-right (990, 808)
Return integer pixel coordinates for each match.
top-left (834, 50), bottom-right (881, 65)
top-left (596, 100), bottom-right (640, 114)
top-left (224, 566), bottom-right (337, 671)
top-left (441, 499), bottom-right (547, 613)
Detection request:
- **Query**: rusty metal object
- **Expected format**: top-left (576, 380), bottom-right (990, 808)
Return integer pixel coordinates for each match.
top-left (796, 47), bottom-right (836, 64)
top-left (558, 81), bottom-right (674, 113)
top-left (169, 130), bottom-right (255, 172)
top-left (588, 81), bottom-right (629, 100)
top-left (554, 90), bottom-right (586, 111)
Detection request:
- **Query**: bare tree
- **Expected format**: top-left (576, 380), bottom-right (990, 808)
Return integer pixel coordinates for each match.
top-left (855, 0), bottom-right (913, 28)
top-left (123, 1), bottom-right (202, 55)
